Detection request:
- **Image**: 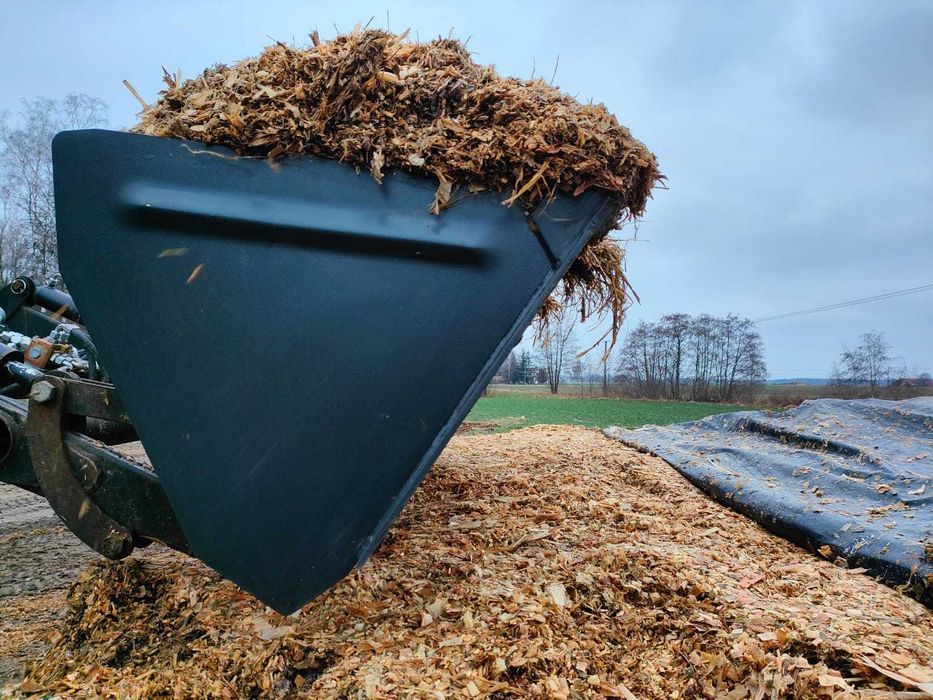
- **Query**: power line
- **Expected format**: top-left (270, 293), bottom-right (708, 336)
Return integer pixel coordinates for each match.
top-left (754, 282), bottom-right (933, 323)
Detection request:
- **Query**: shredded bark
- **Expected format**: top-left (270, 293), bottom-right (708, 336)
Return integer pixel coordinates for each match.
top-left (16, 428), bottom-right (932, 698)
top-left (132, 29), bottom-right (662, 345)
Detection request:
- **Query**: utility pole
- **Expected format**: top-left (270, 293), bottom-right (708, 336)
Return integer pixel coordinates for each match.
top-left (602, 340), bottom-right (608, 397)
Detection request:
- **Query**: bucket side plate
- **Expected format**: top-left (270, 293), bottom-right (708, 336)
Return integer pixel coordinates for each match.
top-left (53, 130), bottom-right (617, 613)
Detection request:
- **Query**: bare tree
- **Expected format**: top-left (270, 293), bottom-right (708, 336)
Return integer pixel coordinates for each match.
top-left (687, 314), bottom-right (716, 401)
top-left (659, 313), bottom-right (690, 399)
top-left (0, 94), bottom-right (108, 280)
top-left (579, 356), bottom-right (600, 397)
top-left (492, 350), bottom-right (519, 384)
top-left (0, 194), bottom-right (32, 281)
top-left (833, 330), bottom-right (892, 397)
top-left (536, 304), bottom-right (577, 394)
top-left (616, 321), bottom-right (666, 398)
top-left (570, 357), bottom-right (584, 395)
top-left (713, 315), bottom-right (766, 403)
top-left (617, 313), bottom-right (766, 403)
top-left (0, 161), bottom-right (27, 280)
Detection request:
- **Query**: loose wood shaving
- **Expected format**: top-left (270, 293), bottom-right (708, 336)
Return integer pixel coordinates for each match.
top-left (132, 29), bottom-right (663, 344)
top-left (9, 427), bottom-right (931, 698)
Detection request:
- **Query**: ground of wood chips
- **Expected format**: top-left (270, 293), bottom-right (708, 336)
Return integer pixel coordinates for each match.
top-left (4, 427), bottom-right (932, 698)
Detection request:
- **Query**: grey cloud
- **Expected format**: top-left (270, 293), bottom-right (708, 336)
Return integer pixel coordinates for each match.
top-left (0, 0), bottom-right (929, 377)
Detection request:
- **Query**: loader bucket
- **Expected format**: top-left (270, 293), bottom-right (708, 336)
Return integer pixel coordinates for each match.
top-left (52, 129), bottom-right (620, 613)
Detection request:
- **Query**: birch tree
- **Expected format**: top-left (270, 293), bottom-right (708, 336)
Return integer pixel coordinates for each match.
top-left (0, 94), bottom-right (107, 280)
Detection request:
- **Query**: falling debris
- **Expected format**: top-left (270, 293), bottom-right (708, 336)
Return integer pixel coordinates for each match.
top-left (133, 28), bottom-right (663, 344)
top-left (157, 247), bottom-right (189, 258)
top-left (186, 263), bottom-right (204, 284)
top-left (15, 427), bottom-right (931, 698)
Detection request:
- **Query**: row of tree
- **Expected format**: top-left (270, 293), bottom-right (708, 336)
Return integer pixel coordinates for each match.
top-left (491, 310), bottom-right (768, 403)
top-left (494, 349), bottom-right (538, 385)
top-left (493, 347), bottom-right (609, 391)
top-left (0, 94), bottom-right (108, 282)
top-left (616, 313), bottom-right (766, 403)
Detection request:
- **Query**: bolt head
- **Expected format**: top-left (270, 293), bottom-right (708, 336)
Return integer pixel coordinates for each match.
top-left (100, 531), bottom-right (132, 559)
top-left (29, 381), bottom-right (56, 404)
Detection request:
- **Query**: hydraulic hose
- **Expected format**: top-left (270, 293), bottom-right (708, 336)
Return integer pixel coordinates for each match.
top-left (66, 327), bottom-right (100, 380)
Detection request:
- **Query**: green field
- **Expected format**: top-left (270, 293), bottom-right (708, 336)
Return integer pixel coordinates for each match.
top-left (465, 388), bottom-right (753, 433)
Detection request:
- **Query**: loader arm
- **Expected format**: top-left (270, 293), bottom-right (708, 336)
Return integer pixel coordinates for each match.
top-left (0, 129), bottom-right (622, 614)
top-left (0, 279), bottom-right (189, 556)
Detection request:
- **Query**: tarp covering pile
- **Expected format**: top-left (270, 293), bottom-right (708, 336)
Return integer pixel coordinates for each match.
top-left (9, 427), bottom-right (932, 697)
top-left (606, 397), bottom-right (933, 607)
top-left (131, 28), bottom-right (662, 341)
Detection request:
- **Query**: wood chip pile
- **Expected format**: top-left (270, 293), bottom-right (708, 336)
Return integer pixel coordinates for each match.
top-left (13, 427), bottom-right (931, 698)
top-left (132, 29), bottom-right (663, 341)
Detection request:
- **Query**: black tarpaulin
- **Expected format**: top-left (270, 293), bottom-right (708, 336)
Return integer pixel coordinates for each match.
top-left (606, 397), bottom-right (932, 606)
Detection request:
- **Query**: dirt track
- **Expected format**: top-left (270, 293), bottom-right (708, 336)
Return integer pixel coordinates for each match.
top-left (0, 485), bottom-right (97, 683)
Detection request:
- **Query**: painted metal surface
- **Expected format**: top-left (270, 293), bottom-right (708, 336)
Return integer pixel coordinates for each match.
top-left (53, 129), bottom-right (619, 613)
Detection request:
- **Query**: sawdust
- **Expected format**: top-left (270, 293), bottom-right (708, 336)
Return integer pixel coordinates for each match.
top-left (10, 427), bottom-right (931, 698)
top-left (132, 28), bottom-right (662, 345)
top-left (0, 593), bottom-right (69, 686)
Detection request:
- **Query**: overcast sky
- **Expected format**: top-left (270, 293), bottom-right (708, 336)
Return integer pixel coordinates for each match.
top-left (1, 0), bottom-right (930, 378)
